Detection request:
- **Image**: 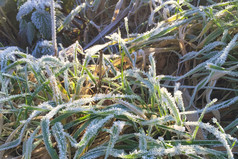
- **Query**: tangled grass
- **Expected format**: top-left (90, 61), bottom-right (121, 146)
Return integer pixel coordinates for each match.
top-left (0, 0), bottom-right (238, 159)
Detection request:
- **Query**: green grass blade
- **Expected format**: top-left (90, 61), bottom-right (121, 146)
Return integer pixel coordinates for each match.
top-left (52, 122), bottom-right (67, 159)
top-left (41, 118), bottom-right (59, 159)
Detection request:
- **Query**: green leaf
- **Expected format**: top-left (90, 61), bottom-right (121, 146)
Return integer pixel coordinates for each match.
top-left (161, 88), bottom-right (182, 125)
top-left (0, 138), bottom-right (21, 151)
top-left (138, 129), bottom-right (147, 151)
top-left (31, 10), bottom-right (51, 39)
top-left (52, 122), bottom-right (67, 159)
top-left (74, 115), bottom-right (114, 158)
top-left (24, 127), bottom-right (40, 159)
top-left (80, 146), bottom-right (106, 159)
top-left (41, 118), bottom-right (59, 159)
top-left (0, 93), bottom-right (29, 104)
top-left (57, 3), bottom-right (86, 33)
top-left (105, 121), bottom-right (125, 159)
top-left (27, 22), bottom-right (36, 45)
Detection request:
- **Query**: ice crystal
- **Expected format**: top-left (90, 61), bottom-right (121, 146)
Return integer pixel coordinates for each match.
top-left (17, 0), bottom-right (61, 21)
top-left (135, 133), bottom-right (161, 145)
top-left (115, 99), bottom-right (147, 119)
top-left (212, 117), bottom-right (218, 123)
top-left (216, 33), bottom-right (238, 66)
top-left (173, 125), bottom-right (185, 132)
top-left (52, 122), bottom-right (67, 159)
top-left (77, 115), bottom-right (114, 147)
top-left (0, 47), bottom-right (19, 70)
top-left (32, 40), bottom-right (54, 58)
top-left (0, 93), bottom-right (29, 104)
top-left (31, 10), bottom-right (51, 39)
top-left (17, 0), bottom-right (61, 44)
top-left (161, 87), bottom-right (181, 125)
top-left (105, 121), bottom-right (125, 158)
top-left (141, 115), bottom-right (175, 125)
top-left (158, 137), bottom-right (164, 141)
top-left (185, 121), bottom-right (234, 159)
top-left (147, 145), bottom-right (211, 156)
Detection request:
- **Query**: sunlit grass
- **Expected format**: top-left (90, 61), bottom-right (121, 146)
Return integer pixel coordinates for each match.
top-left (0, 0), bottom-right (238, 159)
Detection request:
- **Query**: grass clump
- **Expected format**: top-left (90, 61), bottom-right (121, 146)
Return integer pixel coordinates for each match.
top-left (0, 0), bottom-right (238, 159)
top-left (0, 48), bottom-right (235, 158)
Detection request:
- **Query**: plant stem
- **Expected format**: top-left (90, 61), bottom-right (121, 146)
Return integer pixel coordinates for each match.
top-left (51, 0), bottom-right (57, 57)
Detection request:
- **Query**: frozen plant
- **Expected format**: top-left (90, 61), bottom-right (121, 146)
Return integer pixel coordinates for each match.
top-left (32, 40), bottom-right (54, 58)
top-left (17, 0), bottom-right (61, 45)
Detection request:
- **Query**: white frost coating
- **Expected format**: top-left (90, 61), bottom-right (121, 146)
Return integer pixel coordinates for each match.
top-left (16, 0), bottom-right (35, 21)
top-left (181, 41), bottom-right (225, 62)
top-left (174, 89), bottom-right (186, 121)
top-left (94, 107), bottom-right (144, 121)
top-left (173, 125), bottom-right (185, 132)
top-left (113, 121), bottom-right (126, 132)
top-left (64, 132), bottom-right (78, 148)
top-left (38, 55), bottom-right (64, 66)
top-left (158, 137), bottom-right (164, 141)
top-left (32, 40), bottom-right (55, 58)
top-left (105, 32), bottom-right (120, 41)
top-left (0, 93), bottom-right (29, 104)
top-left (212, 117), bottom-right (218, 123)
top-left (45, 65), bottom-right (62, 104)
top-left (148, 52), bottom-right (156, 78)
top-left (44, 94), bottom-right (139, 120)
top-left (141, 115), bottom-right (175, 125)
top-left (174, 90), bottom-right (184, 110)
top-left (161, 87), bottom-right (181, 125)
top-left (115, 99), bottom-right (147, 119)
top-left (180, 96), bottom-right (238, 115)
top-left (147, 145), bottom-right (213, 156)
top-left (50, 0), bottom-right (57, 56)
top-left (84, 115), bottom-right (114, 137)
top-left (135, 133), bottom-right (161, 145)
top-left (37, 102), bottom-right (54, 110)
top-left (130, 17), bottom-right (193, 45)
top-left (0, 47), bottom-right (20, 70)
top-left (206, 63), bottom-right (238, 77)
top-left (216, 33), bottom-right (238, 66)
top-left (184, 122), bottom-right (234, 159)
top-left (42, 118), bottom-right (52, 145)
top-left (63, 107), bottom-right (91, 112)
top-left (124, 69), bottom-right (155, 93)
top-left (24, 127), bottom-right (40, 159)
top-left (105, 121), bottom-right (126, 159)
top-left (50, 75), bottom-right (62, 102)
top-left (52, 122), bottom-right (67, 159)
top-left (44, 104), bottom-right (65, 120)
top-left (0, 110), bottom-right (41, 151)
top-left (76, 115), bottom-right (114, 147)
top-left (64, 94), bottom-right (138, 109)
top-left (17, 0), bottom-right (61, 21)
top-left (138, 129), bottom-right (147, 151)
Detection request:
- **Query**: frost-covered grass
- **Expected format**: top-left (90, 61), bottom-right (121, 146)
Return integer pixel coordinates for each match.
top-left (0, 0), bottom-right (238, 159)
